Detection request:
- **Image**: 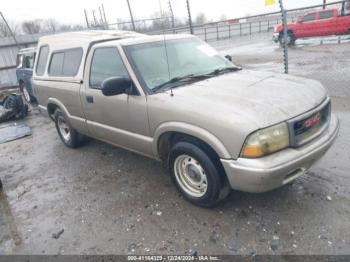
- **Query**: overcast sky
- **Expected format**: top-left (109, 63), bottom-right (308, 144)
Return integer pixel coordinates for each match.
top-left (1, 0), bottom-right (338, 25)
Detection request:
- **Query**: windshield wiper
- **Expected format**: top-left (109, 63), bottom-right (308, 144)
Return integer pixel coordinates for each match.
top-left (152, 74), bottom-right (210, 93)
top-left (207, 66), bottom-right (242, 76)
top-left (152, 67), bottom-right (242, 93)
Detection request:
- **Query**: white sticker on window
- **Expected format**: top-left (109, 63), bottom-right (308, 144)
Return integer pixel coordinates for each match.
top-left (196, 45), bottom-right (218, 57)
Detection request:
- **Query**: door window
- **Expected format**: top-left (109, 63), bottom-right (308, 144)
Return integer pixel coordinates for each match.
top-left (303, 13), bottom-right (316, 22)
top-left (89, 47), bottom-right (129, 89)
top-left (23, 54), bottom-right (35, 69)
top-left (319, 10), bottom-right (334, 20)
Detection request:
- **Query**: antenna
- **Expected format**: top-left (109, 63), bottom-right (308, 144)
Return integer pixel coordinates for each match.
top-left (158, 0), bottom-right (174, 97)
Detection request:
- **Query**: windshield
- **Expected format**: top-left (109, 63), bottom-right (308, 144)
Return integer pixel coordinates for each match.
top-left (124, 38), bottom-right (236, 91)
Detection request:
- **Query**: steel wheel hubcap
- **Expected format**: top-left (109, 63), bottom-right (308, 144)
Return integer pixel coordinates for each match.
top-left (57, 116), bottom-right (71, 142)
top-left (174, 155), bottom-right (208, 197)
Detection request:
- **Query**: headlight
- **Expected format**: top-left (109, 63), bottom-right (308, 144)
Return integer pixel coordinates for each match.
top-left (241, 123), bottom-right (290, 158)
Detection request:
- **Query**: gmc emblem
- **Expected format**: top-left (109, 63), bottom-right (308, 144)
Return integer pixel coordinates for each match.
top-left (304, 112), bottom-right (321, 129)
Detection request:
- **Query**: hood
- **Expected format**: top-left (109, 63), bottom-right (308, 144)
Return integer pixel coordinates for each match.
top-left (161, 70), bottom-right (327, 128)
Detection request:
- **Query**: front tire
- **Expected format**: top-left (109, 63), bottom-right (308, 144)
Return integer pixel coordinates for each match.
top-left (54, 109), bottom-right (80, 148)
top-left (279, 31), bottom-right (296, 46)
top-left (168, 142), bottom-right (229, 207)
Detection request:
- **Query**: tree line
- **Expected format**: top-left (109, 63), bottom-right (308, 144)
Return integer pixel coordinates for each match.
top-left (0, 12), bottom-right (218, 37)
top-left (0, 19), bottom-right (85, 37)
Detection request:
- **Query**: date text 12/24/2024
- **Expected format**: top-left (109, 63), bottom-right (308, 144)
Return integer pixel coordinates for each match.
top-left (127, 255), bottom-right (220, 261)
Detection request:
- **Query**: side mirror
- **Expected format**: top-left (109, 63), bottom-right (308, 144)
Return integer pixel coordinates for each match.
top-left (101, 77), bottom-right (132, 96)
top-left (225, 55), bottom-right (233, 62)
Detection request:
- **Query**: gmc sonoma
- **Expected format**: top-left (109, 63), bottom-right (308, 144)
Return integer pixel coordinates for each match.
top-left (33, 31), bottom-right (339, 207)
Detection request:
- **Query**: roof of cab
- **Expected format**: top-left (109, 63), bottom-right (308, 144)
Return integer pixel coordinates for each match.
top-left (38, 30), bottom-right (144, 50)
top-left (18, 47), bottom-right (36, 54)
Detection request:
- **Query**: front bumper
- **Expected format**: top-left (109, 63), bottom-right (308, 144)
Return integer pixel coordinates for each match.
top-left (273, 33), bottom-right (280, 43)
top-left (221, 114), bottom-right (339, 193)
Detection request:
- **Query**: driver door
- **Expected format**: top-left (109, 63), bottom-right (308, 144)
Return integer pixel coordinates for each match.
top-left (81, 45), bottom-right (153, 157)
top-left (298, 12), bottom-right (318, 38)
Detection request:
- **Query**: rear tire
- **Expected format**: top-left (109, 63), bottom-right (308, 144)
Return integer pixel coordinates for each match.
top-left (54, 109), bottom-right (80, 148)
top-left (168, 142), bottom-right (230, 207)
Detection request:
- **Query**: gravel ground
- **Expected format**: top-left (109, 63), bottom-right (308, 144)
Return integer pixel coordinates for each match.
top-left (0, 35), bottom-right (350, 255)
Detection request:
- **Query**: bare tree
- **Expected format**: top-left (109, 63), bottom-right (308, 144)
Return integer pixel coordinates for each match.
top-left (59, 24), bottom-right (73, 32)
top-left (44, 19), bottom-right (59, 33)
top-left (71, 25), bottom-right (84, 31)
top-left (0, 22), bottom-right (11, 37)
top-left (22, 20), bottom-right (42, 34)
top-left (0, 21), bottom-right (20, 37)
top-left (195, 12), bottom-right (207, 25)
top-left (150, 11), bottom-right (171, 31)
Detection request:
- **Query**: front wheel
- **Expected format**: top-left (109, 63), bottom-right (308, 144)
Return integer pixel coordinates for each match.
top-left (168, 142), bottom-right (230, 207)
top-left (279, 31), bottom-right (296, 46)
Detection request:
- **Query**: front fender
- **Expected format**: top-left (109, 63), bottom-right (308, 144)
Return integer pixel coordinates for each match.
top-left (153, 121), bottom-right (232, 159)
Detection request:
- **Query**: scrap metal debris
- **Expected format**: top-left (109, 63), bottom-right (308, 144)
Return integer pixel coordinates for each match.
top-left (0, 122), bottom-right (32, 144)
top-left (52, 229), bottom-right (64, 239)
top-left (0, 94), bottom-right (28, 123)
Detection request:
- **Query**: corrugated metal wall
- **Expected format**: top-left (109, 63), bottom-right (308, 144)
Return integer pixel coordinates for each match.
top-left (0, 33), bottom-right (46, 89)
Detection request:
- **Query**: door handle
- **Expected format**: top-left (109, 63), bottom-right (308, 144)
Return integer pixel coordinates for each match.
top-left (86, 96), bottom-right (94, 103)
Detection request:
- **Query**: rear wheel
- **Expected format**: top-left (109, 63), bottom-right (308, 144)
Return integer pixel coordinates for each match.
top-left (54, 109), bottom-right (80, 148)
top-left (168, 142), bottom-right (230, 207)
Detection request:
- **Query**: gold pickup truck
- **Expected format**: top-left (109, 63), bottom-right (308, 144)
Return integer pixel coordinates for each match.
top-left (33, 31), bottom-right (339, 207)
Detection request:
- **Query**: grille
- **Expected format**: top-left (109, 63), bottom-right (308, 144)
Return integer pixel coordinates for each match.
top-left (289, 102), bottom-right (331, 147)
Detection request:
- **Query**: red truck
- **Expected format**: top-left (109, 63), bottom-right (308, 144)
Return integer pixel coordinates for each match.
top-left (273, 9), bottom-right (350, 45)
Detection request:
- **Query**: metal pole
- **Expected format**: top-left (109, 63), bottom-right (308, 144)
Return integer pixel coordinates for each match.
top-left (323, 0), bottom-right (326, 9)
top-left (92, 10), bottom-right (98, 26)
top-left (186, 0), bottom-right (194, 34)
top-left (102, 4), bottom-right (108, 24)
top-left (0, 12), bottom-right (19, 47)
top-left (98, 6), bottom-right (104, 25)
top-left (341, 0), bottom-right (346, 15)
top-left (84, 9), bottom-right (90, 28)
top-left (279, 0), bottom-right (289, 74)
top-left (126, 0), bottom-right (136, 31)
top-left (216, 23), bottom-right (219, 40)
top-left (168, 1), bottom-right (176, 33)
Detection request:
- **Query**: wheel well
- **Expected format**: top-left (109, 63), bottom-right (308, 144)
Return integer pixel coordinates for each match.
top-left (157, 132), bottom-right (221, 164)
top-left (157, 132), bottom-right (229, 184)
top-left (47, 103), bottom-right (59, 120)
